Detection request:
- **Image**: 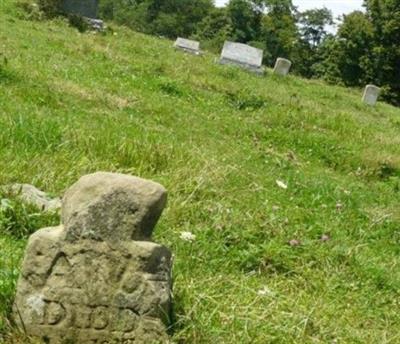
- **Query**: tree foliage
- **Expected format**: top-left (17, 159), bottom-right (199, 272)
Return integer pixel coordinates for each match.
top-left (99, 0), bottom-right (213, 38)
top-left (298, 7), bottom-right (333, 46)
top-left (260, 0), bottom-right (298, 65)
top-left (226, 0), bottom-right (262, 42)
top-left (315, 0), bottom-right (400, 105)
top-left (365, 0), bottom-right (400, 105)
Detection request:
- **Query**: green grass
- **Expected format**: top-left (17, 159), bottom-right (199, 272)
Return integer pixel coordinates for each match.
top-left (1, 1), bottom-right (400, 342)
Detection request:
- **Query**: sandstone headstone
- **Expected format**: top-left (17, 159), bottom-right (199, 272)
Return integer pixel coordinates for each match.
top-left (13, 172), bottom-right (172, 344)
top-left (4, 184), bottom-right (61, 212)
top-left (219, 41), bottom-right (264, 74)
top-left (60, 0), bottom-right (99, 18)
top-left (273, 58), bottom-right (292, 76)
top-left (174, 37), bottom-right (200, 55)
top-left (362, 84), bottom-right (380, 106)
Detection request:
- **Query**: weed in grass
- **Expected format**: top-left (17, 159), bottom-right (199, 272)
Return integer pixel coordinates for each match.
top-left (0, 55), bottom-right (16, 85)
top-left (158, 78), bottom-right (185, 97)
top-left (225, 91), bottom-right (266, 111)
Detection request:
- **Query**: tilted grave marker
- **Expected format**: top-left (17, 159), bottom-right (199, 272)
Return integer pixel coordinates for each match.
top-left (362, 84), bottom-right (381, 106)
top-left (13, 172), bottom-right (172, 344)
top-left (174, 38), bottom-right (201, 55)
top-left (4, 183), bottom-right (61, 212)
top-left (273, 58), bottom-right (292, 76)
top-left (219, 41), bottom-right (264, 74)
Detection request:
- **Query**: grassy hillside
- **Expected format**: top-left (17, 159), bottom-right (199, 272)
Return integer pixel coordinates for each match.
top-left (1, 1), bottom-right (400, 342)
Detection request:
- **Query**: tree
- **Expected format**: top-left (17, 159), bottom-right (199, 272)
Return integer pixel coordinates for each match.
top-left (336, 11), bottom-right (374, 85)
top-left (314, 11), bottom-right (373, 85)
top-left (298, 7), bottom-right (333, 47)
top-left (194, 7), bottom-right (233, 52)
top-left (98, 0), bottom-right (213, 38)
top-left (226, 0), bottom-right (262, 42)
top-left (259, 0), bottom-right (299, 65)
top-left (364, 0), bottom-right (400, 105)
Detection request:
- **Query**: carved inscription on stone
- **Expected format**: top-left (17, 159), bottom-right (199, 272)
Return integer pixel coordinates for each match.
top-left (13, 173), bottom-right (172, 344)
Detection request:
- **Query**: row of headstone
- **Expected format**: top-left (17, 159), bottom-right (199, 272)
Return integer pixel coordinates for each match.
top-left (174, 37), bottom-right (381, 106)
top-left (60, 0), bottom-right (381, 105)
top-left (174, 38), bottom-right (292, 76)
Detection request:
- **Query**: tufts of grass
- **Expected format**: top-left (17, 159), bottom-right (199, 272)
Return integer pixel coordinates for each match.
top-left (0, 235), bottom-right (25, 338)
top-left (0, 193), bottom-right (59, 239)
top-left (225, 90), bottom-right (267, 111)
top-left (0, 54), bottom-right (16, 85)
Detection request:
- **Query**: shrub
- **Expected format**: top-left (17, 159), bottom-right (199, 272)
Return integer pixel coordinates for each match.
top-left (68, 14), bottom-right (89, 33)
top-left (37, 0), bottom-right (62, 18)
top-left (0, 54), bottom-right (15, 84)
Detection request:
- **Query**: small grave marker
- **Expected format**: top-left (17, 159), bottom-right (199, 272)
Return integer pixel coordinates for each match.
top-left (174, 38), bottom-right (201, 55)
top-left (273, 58), bottom-right (292, 76)
top-left (85, 18), bottom-right (104, 31)
top-left (362, 84), bottom-right (380, 106)
top-left (219, 41), bottom-right (264, 74)
top-left (4, 184), bottom-right (61, 212)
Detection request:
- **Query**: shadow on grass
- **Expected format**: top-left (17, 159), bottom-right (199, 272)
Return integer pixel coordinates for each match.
top-left (0, 67), bottom-right (19, 85)
top-left (225, 90), bottom-right (266, 111)
top-left (0, 281), bottom-right (23, 344)
top-left (167, 291), bottom-right (187, 343)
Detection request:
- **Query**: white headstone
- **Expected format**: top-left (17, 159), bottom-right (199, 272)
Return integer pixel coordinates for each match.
top-left (362, 85), bottom-right (380, 106)
top-left (174, 38), bottom-right (200, 55)
top-left (219, 41), bottom-right (264, 74)
top-left (273, 58), bottom-right (292, 76)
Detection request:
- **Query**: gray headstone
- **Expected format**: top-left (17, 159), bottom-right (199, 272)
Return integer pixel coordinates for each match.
top-left (85, 18), bottom-right (104, 31)
top-left (219, 41), bottom-right (264, 74)
top-left (174, 37), bottom-right (200, 55)
top-left (362, 84), bottom-right (380, 106)
top-left (4, 184), bottom-right (61, 212)
top-left (13, 173), bottom-right (172, 344)
top-left (273, 58), bottom-right (292, 76)
top-left (60, 0), bottom-right (99, 18)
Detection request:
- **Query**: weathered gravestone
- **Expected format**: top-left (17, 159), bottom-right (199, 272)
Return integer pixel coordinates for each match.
top-left (174, 38), bottom-right (201, 55)
top-left (85, 18), bottom-right (104, 31)
top-left (13, 172), bottom-right (172, 344)
top-left (3, 184), bottom-right (61, 212)
top-left (273, 58), bottom-right (292, 76)
top-left (362, 84), bottom-right (381, 106)
top-left (219, 41), bottom-right (264, 74)
top-left (60, 0), bottom-right (99, 18)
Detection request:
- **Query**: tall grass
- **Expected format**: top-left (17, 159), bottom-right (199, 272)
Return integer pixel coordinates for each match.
top-left (1, 0), bottom-right (400, 342)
